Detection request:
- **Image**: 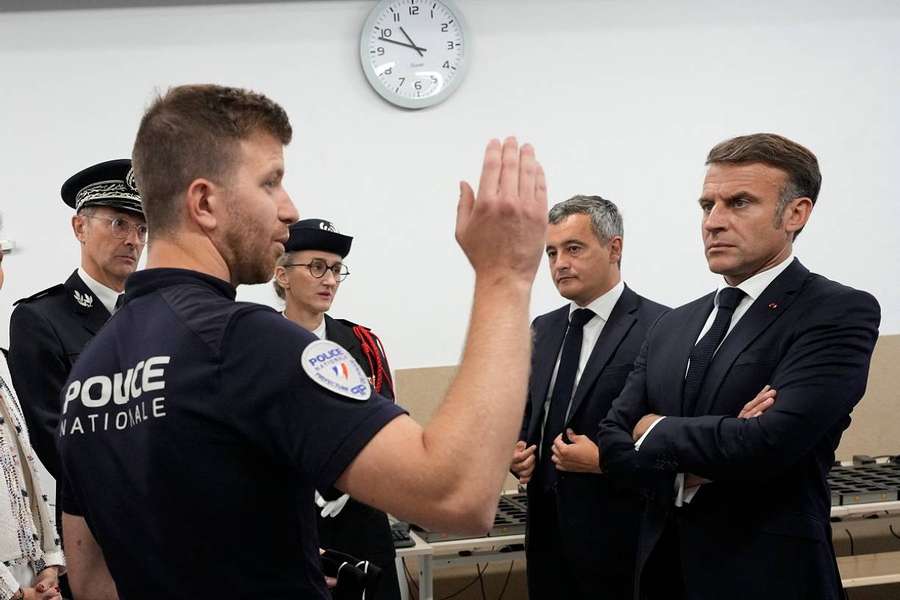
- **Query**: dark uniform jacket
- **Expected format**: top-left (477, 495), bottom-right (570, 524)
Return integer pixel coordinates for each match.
top-left (320, 314), bottom-right (400, 600)
top-left (598, 259), bottom-right (881, 600)
top-left (521, 285), bottom-right (667, 598)
top-left (58, 268), bottom-right (405, 599)
top-left (8, 270), bottom-right (112, 479)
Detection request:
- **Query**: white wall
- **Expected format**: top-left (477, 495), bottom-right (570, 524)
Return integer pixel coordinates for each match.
top-left (1, 0), bottom-right (898, 370)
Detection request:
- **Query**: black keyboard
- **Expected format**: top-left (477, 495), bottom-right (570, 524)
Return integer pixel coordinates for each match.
top-left (411, 493), bottom-right (528, 543)
top-left (829, 460), bottom-right (900, 506)
top-left (391, 522), bottom-right (415, 548)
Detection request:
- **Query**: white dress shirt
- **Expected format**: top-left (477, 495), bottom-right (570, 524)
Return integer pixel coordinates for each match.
top-left (310, 318), bottom-right (327, 340)
top-left (635, 255), bottom-right (794, 505)
top-left (539, 280), bottom-right (625, 450)
top-left (78, 267), bottom-right (121, 315)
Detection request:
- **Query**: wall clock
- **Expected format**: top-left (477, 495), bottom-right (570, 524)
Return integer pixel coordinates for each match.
top-left (360, 0), bottom-right (470, 109)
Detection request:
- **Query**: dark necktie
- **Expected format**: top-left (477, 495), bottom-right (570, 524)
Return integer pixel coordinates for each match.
top-left (114, 294), bottom-right (125, 313)
top-left (540, 308), bottom-right (595, 490)
top-left (683, 287), bottom-right (746, 415)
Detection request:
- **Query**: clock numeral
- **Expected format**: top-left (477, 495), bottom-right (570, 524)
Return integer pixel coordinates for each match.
top-left (414, 81), bottom-right (423, 91)
top-left (385, 67), bottom-right (393, 75)
top-left (409, 6), bottom-right (419, 15)
top-left (442, 60), bottom-right (450, 69)
top-left (398, 77), bottom-right (406, 87)
top-left (393, 12), bottom-right (400, 22)
top-left (376, 47), bottom-right (385, 56)
top-left (383, 28), bottom-right (393, 38)
top-left (440, 22), bottom-right (448, 32)
top-left (446, 40), bottom-right (457, 50)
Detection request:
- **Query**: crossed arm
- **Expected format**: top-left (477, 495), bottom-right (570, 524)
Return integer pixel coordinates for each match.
top-left (599, 290), bottom-right (880, 482)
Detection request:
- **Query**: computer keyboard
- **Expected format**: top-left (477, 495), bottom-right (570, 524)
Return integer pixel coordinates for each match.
top-left (391, 521), bottom-right (415, 548)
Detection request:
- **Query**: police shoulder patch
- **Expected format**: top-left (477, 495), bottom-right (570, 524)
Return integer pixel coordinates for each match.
top-left (301, 340), bottom-right (371, 401)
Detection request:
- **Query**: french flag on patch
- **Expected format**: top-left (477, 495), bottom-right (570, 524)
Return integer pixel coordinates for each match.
top-left (332, 363), bottom-right (350, 379)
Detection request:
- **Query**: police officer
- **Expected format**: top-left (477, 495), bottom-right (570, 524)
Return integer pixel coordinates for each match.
top-left (9, 161), bottom-right (145, 599)
top-left (58, 84), bottom-right (547, 599)
top-left (8, 159), bottom-right (146, 484)
top-left (274, 218), bottom-right (400, 600)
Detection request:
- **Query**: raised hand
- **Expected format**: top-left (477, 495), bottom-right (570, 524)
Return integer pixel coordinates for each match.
top-left (457, 137), bottom-right (548, 285)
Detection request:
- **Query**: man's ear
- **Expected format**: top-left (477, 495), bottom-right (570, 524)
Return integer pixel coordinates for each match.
top-left (607, 236), bottom-right (623, 265)
top-left (72, 213), bottom-right (87, 243)
top-left (185, 178), bottom-right (220, 232)
top-left (783, 197), bottom-right (813, 237)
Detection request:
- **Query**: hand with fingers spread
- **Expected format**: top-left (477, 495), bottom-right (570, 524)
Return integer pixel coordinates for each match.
top-left (457, 137), bottom-right (548, 285)
top-left (551, 429), bottom-right (602, 473)
top-left (738, 384), bottom-right (776, 419)
top-left (511, 440), bottom-right (536, 484)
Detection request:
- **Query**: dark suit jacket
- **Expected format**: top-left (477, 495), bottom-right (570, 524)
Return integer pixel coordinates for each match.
top-left (598, 259), bottom-right (881, 600)
top-left (318, 315), bottom-right (399, 600)
top-left (522, 285), bottom-right (668, 583)
top-left (8, 270), bottom-right (111, 479)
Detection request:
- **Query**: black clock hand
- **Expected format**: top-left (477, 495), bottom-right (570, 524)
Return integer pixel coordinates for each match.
top-left (398, 26), bottom-right (424, 57)
top-left (378, 36), bottom-right (427, 54)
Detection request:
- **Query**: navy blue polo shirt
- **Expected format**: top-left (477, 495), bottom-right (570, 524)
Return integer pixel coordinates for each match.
top-left (58, 268), bottom-right (405, 599)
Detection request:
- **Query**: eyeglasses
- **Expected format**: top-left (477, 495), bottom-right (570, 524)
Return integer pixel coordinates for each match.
top-left (284, 259), bottom-right (350, 282)
top-left (85, 215), bottom-right (148, 242)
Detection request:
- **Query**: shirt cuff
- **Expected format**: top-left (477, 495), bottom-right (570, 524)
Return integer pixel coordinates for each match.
top-left (674, 472), bottom-right (685, 507)
top-left (40, 551), bottom-right (66, 575)
top-left (673, 473), bottom-right (703, 507)
top-left (634, 416), bottom-right (666, 451)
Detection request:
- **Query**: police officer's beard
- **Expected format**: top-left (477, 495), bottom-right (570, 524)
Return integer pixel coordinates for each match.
top-left (221, 215), bottom-right (276, 286)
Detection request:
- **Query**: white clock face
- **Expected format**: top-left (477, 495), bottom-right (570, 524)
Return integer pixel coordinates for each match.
top-left (360, 0), bottom-right (469, 109)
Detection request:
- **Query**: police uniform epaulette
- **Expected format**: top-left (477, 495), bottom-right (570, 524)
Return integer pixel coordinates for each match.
top-left (13, 283), bottom-right (65, 306)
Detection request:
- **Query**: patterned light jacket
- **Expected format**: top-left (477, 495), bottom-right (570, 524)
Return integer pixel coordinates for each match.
top-left (0, 353), bottom-right (65, 594)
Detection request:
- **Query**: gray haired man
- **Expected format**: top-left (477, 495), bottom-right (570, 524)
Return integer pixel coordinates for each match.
top-left (511, 195), bottom-right (668, 599)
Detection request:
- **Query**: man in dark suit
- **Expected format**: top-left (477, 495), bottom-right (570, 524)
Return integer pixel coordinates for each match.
top-left (274, 218), bottom-right (400, 600)
top-left (510, 195), bottom-right (667, 599)
top-left (598, 133), bottom-right (881, 600)
top-left (8, 159), bottom-right (146, 480)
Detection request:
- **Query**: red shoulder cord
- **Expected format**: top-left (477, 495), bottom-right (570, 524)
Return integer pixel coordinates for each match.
top-left (351, 325), bottom-right (394, 397)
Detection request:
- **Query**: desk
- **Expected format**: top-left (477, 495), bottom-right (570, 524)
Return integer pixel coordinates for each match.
top-left (831, 500), bottom-right (900, 519)
top-left (396, 532), bottom-right (524, 600)
top-left (396, 532), bottom-right (434, 600)
top-left (838, 551), bottom-right (900, 588)
top-left (396, 500), bottom-right (900, 599)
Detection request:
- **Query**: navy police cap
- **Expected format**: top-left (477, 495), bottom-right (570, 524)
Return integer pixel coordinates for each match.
top-left (61, 159), bottom-right (144, 216)
top-left (284, 219), bottom-right (353, 257)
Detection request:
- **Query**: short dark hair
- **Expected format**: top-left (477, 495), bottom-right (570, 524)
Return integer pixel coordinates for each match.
top-left (132, 84), bottom-right (292, 236)
top-left (706, 133), bottom-right (821, 237)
